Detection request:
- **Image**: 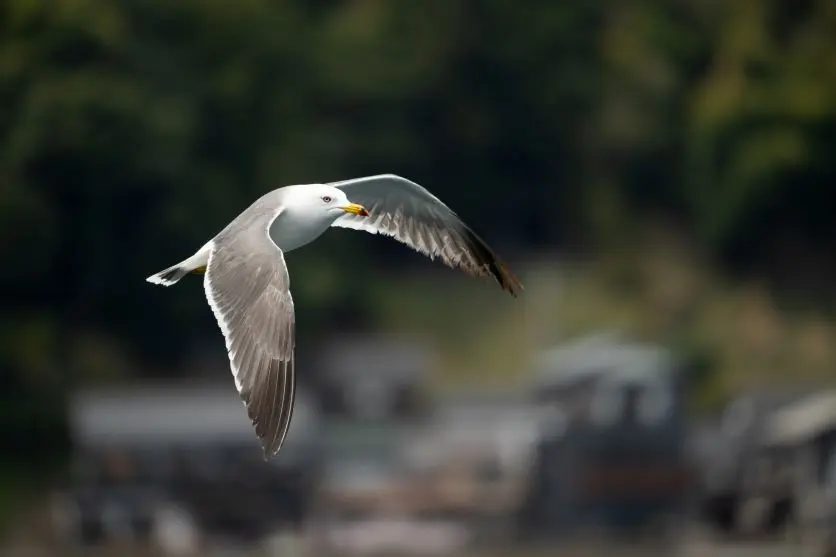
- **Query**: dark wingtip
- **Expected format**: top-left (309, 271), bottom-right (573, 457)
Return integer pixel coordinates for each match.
top-left (490, 259), bottom-right (524, 297)
top-left (463, 228), bottom-right (523, 297)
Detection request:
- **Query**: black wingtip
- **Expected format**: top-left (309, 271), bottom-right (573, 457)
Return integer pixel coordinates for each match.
top-left (492, 260), bottom-right (524, 297)
top-left (463, 228), bottom-right (523, 297)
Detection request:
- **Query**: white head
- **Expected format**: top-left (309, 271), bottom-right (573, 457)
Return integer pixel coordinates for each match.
top-left (270, 184), bottom-right (370, 252)
top-left (285, 184), bottom-right (369, 224)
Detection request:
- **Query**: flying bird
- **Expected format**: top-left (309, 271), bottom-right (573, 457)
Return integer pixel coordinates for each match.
top-left (146, 174), bottom-right (522, 458)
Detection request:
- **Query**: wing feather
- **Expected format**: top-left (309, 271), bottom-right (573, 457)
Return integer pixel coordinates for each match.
top-left (203, 218), bottom-right (296, 458)
top-left (331, 174), bottom-right (522, 296)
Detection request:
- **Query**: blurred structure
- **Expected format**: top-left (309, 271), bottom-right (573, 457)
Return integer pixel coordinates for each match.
top-left (748, 390), bottom-right (836, 554)
top-left (308, 335), bottom-right (456, 555)
top-left (696, 386), bottom-right (819, 537)
top-left (38, 333), bottom-right (836, 557)
top-left (517, 333), bottom-right (690, 542)
top-left (311, 334), bottom-right (432, 421)
top-left (313, 386), bottom-right (539, 555)
top-left (51, 382), bottom-right (321, 554)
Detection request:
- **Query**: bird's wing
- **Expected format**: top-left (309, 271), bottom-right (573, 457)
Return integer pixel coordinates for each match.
top-left (203, 212), bottom-right (296, 458)
top-left (330, 174), bottom-right (522, 296)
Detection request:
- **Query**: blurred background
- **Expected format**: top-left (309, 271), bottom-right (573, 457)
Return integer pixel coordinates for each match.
top-left (3, 0), bottom-right (836, 555)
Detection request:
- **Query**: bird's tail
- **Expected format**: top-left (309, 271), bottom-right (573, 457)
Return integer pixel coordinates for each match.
top-left (146, 244), bottom-right (212, 287)
top-left (146, 264), bottom-right (189, 286)
top-left (146, 260), bottom-right (207, 287)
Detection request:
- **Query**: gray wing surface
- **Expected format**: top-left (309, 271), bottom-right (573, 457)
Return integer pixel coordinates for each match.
top-left (330, 174), bottom-right (522, 296)
top-left (203, 215), bottom-right (296, 458)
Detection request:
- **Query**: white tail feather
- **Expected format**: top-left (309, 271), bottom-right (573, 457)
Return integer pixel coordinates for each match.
top-left (146, 242), bottom-right (213, 287)
top-left (146, 264), bottom-right (189, 286)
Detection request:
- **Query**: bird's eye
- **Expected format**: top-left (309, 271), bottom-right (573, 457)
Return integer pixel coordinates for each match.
top-left (321, 196), bottom-right (332, 203)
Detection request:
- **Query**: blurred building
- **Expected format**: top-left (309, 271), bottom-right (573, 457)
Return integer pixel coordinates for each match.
top-left (517, 333), bottom-right (691, 542)
top-left (310, 333), bottom-right (433, 421)
top-left (696, 385), bottom-right (820, 536)
top-left (729, 389), bottom-right (836, 552)
top-left (52, 381), bottom-right (322, 554)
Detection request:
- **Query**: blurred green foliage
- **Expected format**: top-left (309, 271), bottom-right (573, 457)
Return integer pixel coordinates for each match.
top-left (2, 0), bottom-right (836, 473)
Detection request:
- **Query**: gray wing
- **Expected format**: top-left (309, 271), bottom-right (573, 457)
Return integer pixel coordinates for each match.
top-left (203, 216), bottom-right (295, 458)
top-left (330, 174), bottom-right (522, 296)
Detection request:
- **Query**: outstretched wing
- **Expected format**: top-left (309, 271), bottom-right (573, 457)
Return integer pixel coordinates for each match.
top-left (330, 174), bottom-right (522, 296)
top-left (203, 214), bottom-right (296, 458)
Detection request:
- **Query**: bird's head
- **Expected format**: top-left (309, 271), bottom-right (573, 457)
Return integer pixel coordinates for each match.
top-left (288, 184), bottom-right (369, 223)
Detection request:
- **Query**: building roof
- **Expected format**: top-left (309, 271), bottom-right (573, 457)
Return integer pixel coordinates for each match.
top-left (762, 389), bottom-right (836, 446)
top-left (68, 381), bottom-right (320, 449)
top-left (530, 332), bottom-right (676, 390)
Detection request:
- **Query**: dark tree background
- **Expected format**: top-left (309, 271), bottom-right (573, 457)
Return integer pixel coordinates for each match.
top-left (1, 0), bottom-right (835, 486)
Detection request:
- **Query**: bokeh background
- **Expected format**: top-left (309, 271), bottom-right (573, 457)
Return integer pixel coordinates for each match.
top-left (3, 0), bottom-right (836, 555)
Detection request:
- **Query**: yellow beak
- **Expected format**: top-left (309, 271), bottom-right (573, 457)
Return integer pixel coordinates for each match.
top-left (341, 203), bottom-right (369, 217)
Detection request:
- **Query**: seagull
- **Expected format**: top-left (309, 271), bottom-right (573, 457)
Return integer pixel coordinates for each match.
top-left (146, 174), bottom-right (522, 458)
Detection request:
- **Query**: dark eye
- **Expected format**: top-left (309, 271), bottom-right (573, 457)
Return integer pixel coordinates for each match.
top-left (321, 196), bottom-right (332, 203)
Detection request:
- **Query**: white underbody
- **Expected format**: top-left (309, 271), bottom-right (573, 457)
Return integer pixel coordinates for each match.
top-left (268, 205), bottom-right (337, 253)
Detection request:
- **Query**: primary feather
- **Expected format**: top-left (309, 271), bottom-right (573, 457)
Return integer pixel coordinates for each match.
top-left (330, 174), bottom-right (522, 296)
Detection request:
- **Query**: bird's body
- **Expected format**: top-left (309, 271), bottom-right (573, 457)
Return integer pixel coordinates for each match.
top-left (147, 174), bottom-right (521, 458)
